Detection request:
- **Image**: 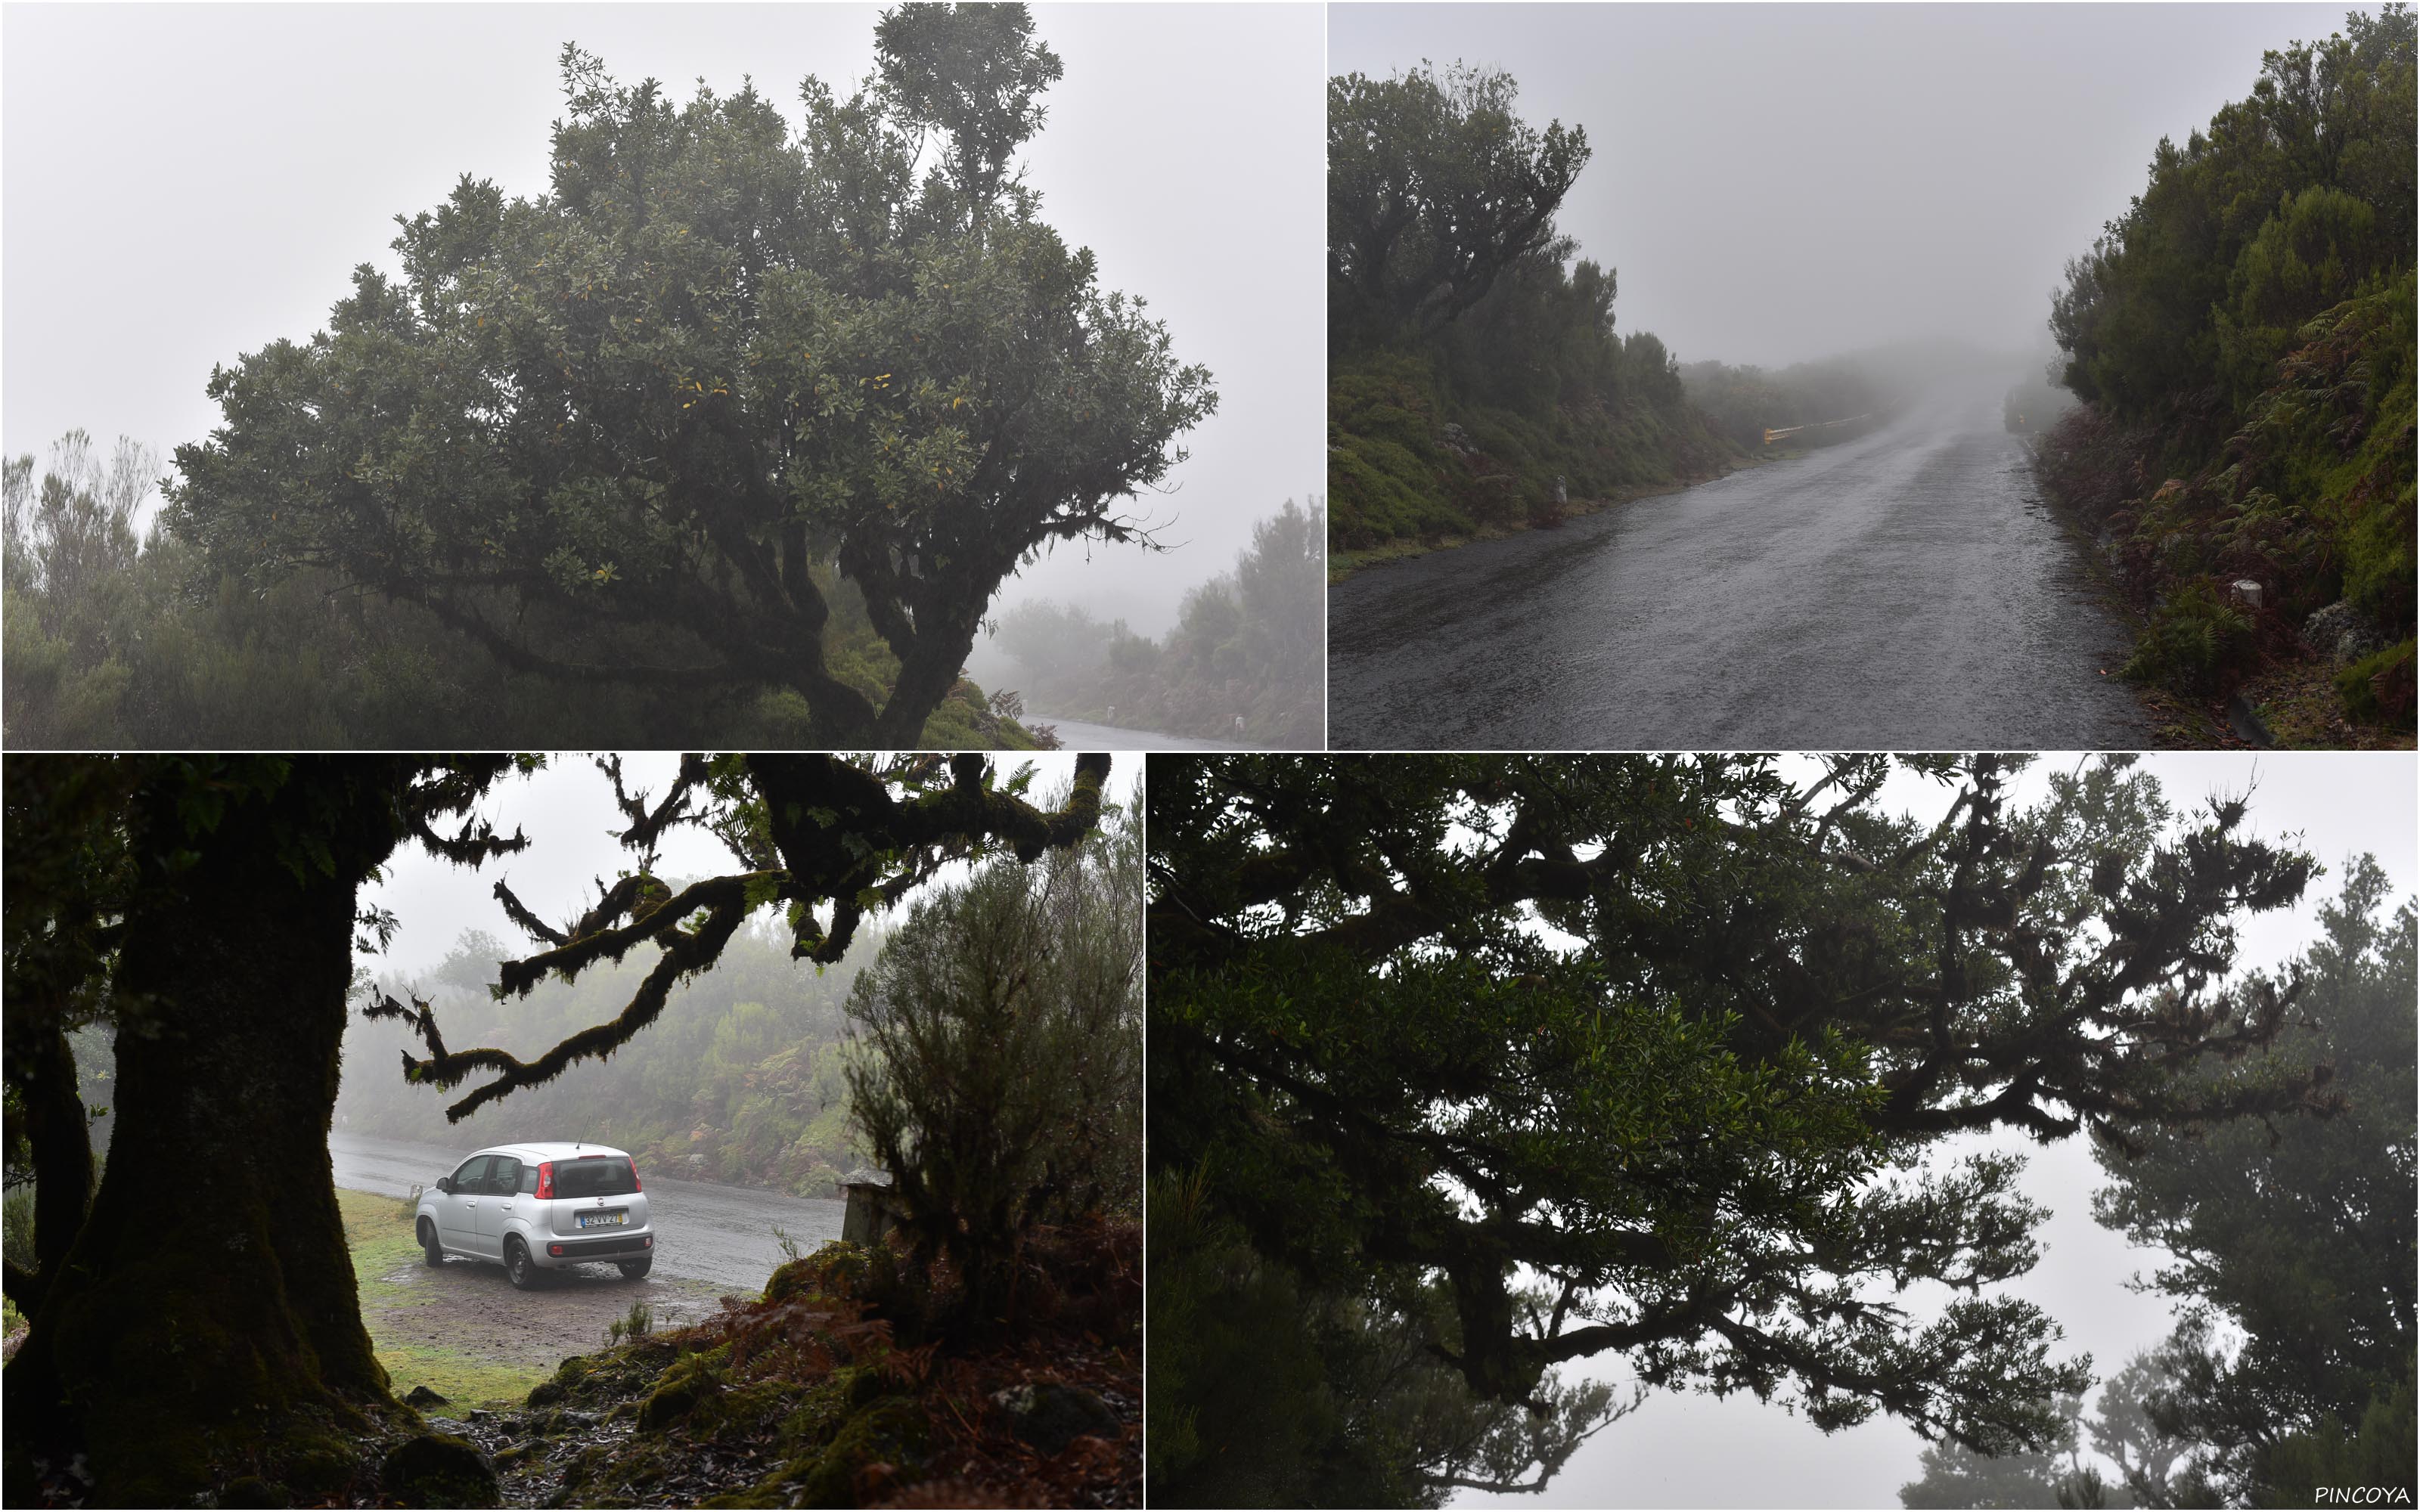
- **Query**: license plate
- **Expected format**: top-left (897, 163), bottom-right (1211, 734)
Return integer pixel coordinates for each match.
top-left (579, 1212), bottom-right (626, 1228)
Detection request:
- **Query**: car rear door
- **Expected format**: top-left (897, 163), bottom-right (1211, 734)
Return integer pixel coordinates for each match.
top-left (550, 1155), bottom-right (645, 1240)
top-left (439, 1155), bottom-right (492, 1252)
top-left (476, 1157), bottom-right (523, 1257)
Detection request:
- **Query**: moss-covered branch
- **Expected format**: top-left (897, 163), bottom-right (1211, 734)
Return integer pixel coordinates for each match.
top-left (373, 752), bottom-right (1112, 1123)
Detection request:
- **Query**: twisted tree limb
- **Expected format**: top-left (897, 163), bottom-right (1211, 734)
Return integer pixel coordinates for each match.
top-left (372, 751), bottom-right (1112, 1121)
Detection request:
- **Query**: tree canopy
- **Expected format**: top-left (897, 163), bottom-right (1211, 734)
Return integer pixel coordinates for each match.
top-left (2090, 857), bottom-right (2415, 1504)
top-left (1329, 63), bottom-right (1590, 345)
top-left (166, 5), bottom-right (1214, 745)
top-left (2050, 7), bottom-right (2413, 417)
top-left (1146, 753), bottom-right (2341, 1503)
top-left (1325, 62), bottom-right (1730, 555)
top-left (2038, 6), bottom-right (2415, 720)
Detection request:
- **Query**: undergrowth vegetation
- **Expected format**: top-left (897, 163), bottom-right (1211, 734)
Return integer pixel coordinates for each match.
top-left (2, 442), bottom-right (1048, 749)
top-left (478, 1228), bottom-right (1139, 1507)
top-left (2039, 7), bottom-right (2415, 736)
top-left (1326, 64), bottom-right (1735, 562)
top-left (1329, 344), bottom-right (1731, 553)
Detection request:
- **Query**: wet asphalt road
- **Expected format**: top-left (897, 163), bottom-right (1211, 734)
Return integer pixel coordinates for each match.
top-left (331, 1132), bottom-right (844, 1296)
top-left (1025, 714), bottom-right (1252, 751)
top-left (1328, 392), bottom-right (2152, 750)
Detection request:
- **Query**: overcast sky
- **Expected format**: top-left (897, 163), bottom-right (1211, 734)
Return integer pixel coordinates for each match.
top-left (1330, 3), bottom-right (2362, 370)
top-left (1456, 751), bottom-right (2417, 1509)
top-left (1, 2), bottom-right (1322, 637)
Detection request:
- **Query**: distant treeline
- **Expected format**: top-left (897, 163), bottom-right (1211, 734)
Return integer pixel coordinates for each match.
top-left (342, 919), bottom-right (885, 1198)
top-left (1677, 357), bottom-right (1888, 453)
top-left (1, 434), bottom-right (1045, 750)
top-left (1327, 64), bottom-right (1731, 556)
top-left (2003, 361), bottom-right (2079, 437)
top-left (986, 501), bottom-right (1324, 747)
top-left (2039, 5), bottom-right (2415, 730)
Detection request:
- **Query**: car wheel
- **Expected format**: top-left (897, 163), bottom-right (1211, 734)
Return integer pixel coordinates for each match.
top-left (420, 1219), bottom-right (443, 1268)
top-left (506, 1238), bottom-right (541, 1290)
top-left (617, 1257), bottom-right (653, 1281)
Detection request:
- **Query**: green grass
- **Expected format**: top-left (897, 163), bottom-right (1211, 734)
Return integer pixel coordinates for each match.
top-left (337, 1186), bottom-right (430, 1308)
top-left (374, 1343), bottom-right (553, 1410)
top-left (337, 1187), bottom-right (551, 1409)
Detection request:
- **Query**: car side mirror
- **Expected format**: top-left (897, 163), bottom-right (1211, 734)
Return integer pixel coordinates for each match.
top-left (434, 1177), bottom-right (452, 1195)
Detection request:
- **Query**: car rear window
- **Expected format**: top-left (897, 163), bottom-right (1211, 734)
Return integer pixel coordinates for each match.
top-left (554, 1157), bottom-right (638, 1198)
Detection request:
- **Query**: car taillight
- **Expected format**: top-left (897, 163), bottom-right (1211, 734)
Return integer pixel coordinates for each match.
top-left (628, 1158), bottom-right (642, 1192)
top-left (535, 1161), bottom-right (554, 1200)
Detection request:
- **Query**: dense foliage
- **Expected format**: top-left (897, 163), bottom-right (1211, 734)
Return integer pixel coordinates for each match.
top-left (11, 5), bottom-right (1215, 748)
top-left (1329, 64), bottom-right (1590, 349)
top-left (1146, 753), bottom-right (2341, 1505)
top-left (2, 438), bottom-right (1047, 751)
top-left (2090, 858), bottom-right (2415, 1505)
top-left (845, 796), bottom-right (1140, 1331)
top-left (2040, 7), bottom-right (2415, 723)
top-left (1327, 64), bottom-right (1731, 556)
top-left (988, 500), bottom-right (1323, 745)
top-left (1897, 860), bottom-right (2415, 1508)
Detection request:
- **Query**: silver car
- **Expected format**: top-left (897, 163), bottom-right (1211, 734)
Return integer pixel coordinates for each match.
top-left (414, 1142), bottom-right (655, 1290)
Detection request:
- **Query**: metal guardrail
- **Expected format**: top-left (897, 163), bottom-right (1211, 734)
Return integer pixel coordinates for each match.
top-left (1763, 413), bottom-right (1875, 445)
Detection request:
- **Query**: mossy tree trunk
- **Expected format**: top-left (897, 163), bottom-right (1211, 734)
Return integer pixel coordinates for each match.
top-left (6, 1019), bottom-right (95, 1309)
top-left (4, 765), bottom-right (415, 1507)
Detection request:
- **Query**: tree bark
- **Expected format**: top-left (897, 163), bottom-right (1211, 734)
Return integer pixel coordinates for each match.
top-left (1, 1020), bottom-right (95, 1315)
top-left (4, 769), bottom-right (408, 1507)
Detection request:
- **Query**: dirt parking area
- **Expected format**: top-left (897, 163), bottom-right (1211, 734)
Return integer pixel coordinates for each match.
top-left (362, 1249), bottom-right (730, 1371)
top-left (339, 1187), bottom-right (736, 1406)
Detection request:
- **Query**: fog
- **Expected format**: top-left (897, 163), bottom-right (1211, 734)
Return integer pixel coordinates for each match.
top-left (1454, 751), bottom-right (2416, 1509)
top-left (1, 2), bottom-right (1323, 641)
top-left (361, 751), bottom-right (1140, 981)
top-left (1328, 3), bottom-right (2362, 373)
top-left (327, 750), bottom-right (1139, 1233)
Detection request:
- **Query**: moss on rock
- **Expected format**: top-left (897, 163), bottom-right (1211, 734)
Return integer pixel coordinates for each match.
top-left (637, 1368), bottom-right (722, 1433)
top-left (763, 1241), bottom-right (870, 1308)
top-left (380, 1431), bottom-right (497, 1508)
top-left (780, 1396), bottom-right (930, 1508)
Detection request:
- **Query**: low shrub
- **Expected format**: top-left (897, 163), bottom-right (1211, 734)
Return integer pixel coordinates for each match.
top-left (2338, 639), bottom-right (2415, 726)
top-left (2123, 581), bottom-right (2257, 696)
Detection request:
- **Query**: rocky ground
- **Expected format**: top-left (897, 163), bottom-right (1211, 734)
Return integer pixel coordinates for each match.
top-left (386, 1235), bottom-right (1140, 1509)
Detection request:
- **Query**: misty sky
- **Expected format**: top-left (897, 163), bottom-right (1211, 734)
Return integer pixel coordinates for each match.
top-left (1, 3), bottom-right (1322, 637)
top-left (359, 751), bottom-right (1140, 983)
top-left (1457, 751), bottom-right (2416, 1509)
top-left (1330, 3), bottom-right (2363, 370)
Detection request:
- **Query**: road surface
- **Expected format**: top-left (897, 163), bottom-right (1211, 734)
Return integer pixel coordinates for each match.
top-left (1025, 713), bottom-right (1253, 751)
top-left (1328, 392), bottom-right (2151, 749)
top-left (331, 1132), bottom-right (844, 1296)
